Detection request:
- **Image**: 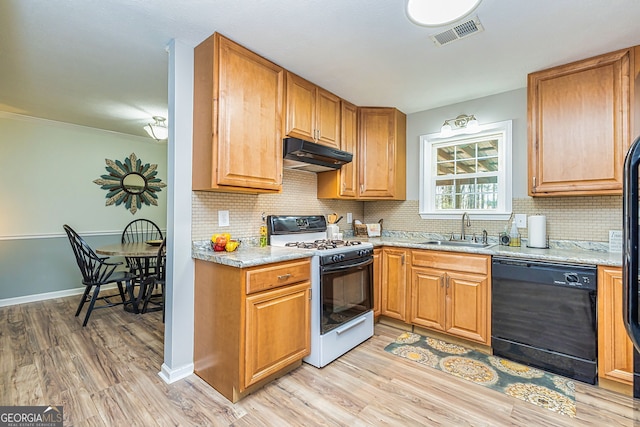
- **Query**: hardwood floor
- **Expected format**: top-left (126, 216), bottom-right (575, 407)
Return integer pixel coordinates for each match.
top-left (1, 294), bottom-right (639, 426)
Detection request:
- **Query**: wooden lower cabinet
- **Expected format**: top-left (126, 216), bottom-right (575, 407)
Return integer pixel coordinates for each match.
top-left (410, 267), bottom-right (490, 345)
top-left (598, 266), bottom-right (634, 392)
top-left (244, 282), bottom-right (311, 388)
top-left (381, 247), bottom-right (409, 321)
top-left (410, 267), bottom-right (447, 331)
top-left (194, 258), bottom-right (311, 402)
top-left (373, 248), bottom-right (382, 317)
top-left (379, 247), bottom-right (490, 345)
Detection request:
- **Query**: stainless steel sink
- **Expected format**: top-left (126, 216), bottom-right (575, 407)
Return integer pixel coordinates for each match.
top-left (420, 240), bottom-right (494, 249)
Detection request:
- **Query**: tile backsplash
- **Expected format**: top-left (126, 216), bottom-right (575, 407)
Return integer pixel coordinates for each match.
top-left (363, 196), bottom-right (622, 243)
top-left (193, 170), bottom-right (622, 244)
top-left (192, 170), bottom-right (364, 241)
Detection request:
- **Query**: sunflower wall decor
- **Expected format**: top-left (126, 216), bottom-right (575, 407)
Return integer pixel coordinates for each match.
top-left (93, 153), bottom-right (167, 214)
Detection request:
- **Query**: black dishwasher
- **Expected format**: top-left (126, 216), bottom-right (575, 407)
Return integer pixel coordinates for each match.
top-left (491, 257), bottom-right (597, 384)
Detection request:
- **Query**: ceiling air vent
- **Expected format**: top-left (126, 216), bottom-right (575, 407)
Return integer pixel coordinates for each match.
top-left (429, 16), bottom-right (484, 47)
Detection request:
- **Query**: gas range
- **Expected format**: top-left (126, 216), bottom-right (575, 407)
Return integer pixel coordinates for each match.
top-left (267, 215), bottom-right (373, 257)
top-left (284, 239), bottom-right (365, 250)
top-left (266, 215), bottom-right (375, 368)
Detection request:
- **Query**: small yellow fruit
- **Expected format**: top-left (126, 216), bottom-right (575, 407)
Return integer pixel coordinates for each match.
top-left (225, 240), bottom-right (240, 252)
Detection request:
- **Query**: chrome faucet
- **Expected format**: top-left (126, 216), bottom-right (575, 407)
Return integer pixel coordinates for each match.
top-left (461, 212), bottom-right (470, 241)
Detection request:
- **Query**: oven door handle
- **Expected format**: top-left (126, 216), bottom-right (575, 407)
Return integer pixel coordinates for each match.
top-left (321, 257), bottom-right (373, 273)
top-left (335, 316), bottom-right (367, 335)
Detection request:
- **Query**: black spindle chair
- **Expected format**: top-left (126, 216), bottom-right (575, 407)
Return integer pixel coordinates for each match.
top-left (121, 219), bottom-right (163, 280)
top-left (141, 238), bottom-right (166, 322)
top-left (63, 225), bottom-right (134, 326)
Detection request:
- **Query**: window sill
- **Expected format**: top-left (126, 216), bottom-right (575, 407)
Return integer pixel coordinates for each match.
top-left (419, 212), bottom-right (512, 221)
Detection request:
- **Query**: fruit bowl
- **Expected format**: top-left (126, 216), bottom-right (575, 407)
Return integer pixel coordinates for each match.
top-left (210, 239), bottom-right (241, 252)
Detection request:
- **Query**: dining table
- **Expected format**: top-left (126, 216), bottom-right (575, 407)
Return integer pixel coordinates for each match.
top-left (95, 241), bottom-right (163, 314)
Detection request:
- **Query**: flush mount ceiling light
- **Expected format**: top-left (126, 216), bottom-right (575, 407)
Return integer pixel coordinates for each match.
top-left (143, 116), bottom-right (168, 141)
top-left (440, 114), bottom-right (479, 137)
top-left (406, 0), bottom-right (482, 27)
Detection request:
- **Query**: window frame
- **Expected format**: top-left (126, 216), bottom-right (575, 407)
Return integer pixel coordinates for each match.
top-left (419, 119), bottom-right (512, 220)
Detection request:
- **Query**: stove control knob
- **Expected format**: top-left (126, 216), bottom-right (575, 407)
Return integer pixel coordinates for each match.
top-left (332, 254), bottom-right (345, 263)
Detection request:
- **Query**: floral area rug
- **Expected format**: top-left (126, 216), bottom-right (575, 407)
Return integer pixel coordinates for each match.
top-left (384, 332), bottom-right (576, 417)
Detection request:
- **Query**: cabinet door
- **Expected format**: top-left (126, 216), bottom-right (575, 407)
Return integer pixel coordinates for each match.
top-left (381, 248), bottom-right (408, 320)
top-left (316, 100), bottom-right (357, 198)
top-left (244, 282), bottom-right (311, 389)
top-left (410, 267), bottom-right (447, 331)
top-left (373, 248), bottom-right (382, 317)
top-left (216, 35), bottom-right (284, 190)
top-left (193, 33), bottom-right (284, 192)
top-left (598, 266), bottom-right (634, 386)
top-left (284, 72), bottom-right (316, 141)
top-left (446, 271), bottom-right (489, 344)
top-left (528, 48), bottom-right (631, 196)
top-left (358, 108), bottom-right (406, 200)
top-left (315, 88), bottom-right (341, 149)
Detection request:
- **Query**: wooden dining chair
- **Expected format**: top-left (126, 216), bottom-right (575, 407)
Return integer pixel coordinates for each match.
top-left (141, 238), bottom-right (166, 322)
top-left (121, 219), bottom-right (163, 279)
top-left (63, 225), bottom-right (134, 326)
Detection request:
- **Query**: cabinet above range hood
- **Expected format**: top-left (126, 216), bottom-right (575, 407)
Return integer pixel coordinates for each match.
top-left (283, 137), bottom-right (353, 173)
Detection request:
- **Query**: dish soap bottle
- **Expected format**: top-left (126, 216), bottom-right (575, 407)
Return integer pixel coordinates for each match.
top-left (509, 221), bottom-right (521, 247)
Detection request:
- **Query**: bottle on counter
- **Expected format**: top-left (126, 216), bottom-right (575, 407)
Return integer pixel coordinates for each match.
top-left (260, 224), bottom-right (267, 247)
top-left (509, 222), bottom-right (521, 247)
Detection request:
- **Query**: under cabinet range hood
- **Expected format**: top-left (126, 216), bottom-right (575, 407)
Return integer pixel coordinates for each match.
top-left (283, 137), bottom-right (353, 173)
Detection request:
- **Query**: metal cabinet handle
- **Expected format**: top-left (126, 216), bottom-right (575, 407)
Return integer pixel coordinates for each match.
top-left (277, 273), bottom-right (292, 280)
top-left (401, 254), bottom-right (405, 265)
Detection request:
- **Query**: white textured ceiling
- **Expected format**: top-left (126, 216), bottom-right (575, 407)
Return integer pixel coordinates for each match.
top-left (2, 0), bottom-right (640, 138)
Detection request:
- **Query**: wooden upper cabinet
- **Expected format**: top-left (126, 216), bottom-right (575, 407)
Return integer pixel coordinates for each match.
top-left (317, 101), bottom-right (358, 198)
top-left (284, 72), bottom-right (341, 149)
top-left (358, 107), bottom-right (406, 200)
top-left (528, 47), bottom-right (635, 196)
top-left (193, 33), bottom-right (284, 193)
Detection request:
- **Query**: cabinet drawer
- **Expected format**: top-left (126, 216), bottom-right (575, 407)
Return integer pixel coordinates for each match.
top-left (246, 259), bottom-right (311, 294)
top-left (411, 250), bottom-right (489, 275)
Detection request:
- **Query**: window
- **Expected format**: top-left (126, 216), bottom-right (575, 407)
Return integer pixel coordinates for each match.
top-left (419, 120), bottom-right (512, 220)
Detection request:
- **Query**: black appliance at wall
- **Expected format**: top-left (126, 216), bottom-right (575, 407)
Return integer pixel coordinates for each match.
top-left (622, 135), bottom-right (640, 398)
top-left (491, 257), bottom-right (598, 384)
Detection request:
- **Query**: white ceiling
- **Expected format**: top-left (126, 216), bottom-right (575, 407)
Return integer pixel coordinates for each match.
top-left (2, 0), bottom-right (640, 139)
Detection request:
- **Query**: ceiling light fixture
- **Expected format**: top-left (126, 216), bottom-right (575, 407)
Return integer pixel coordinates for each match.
top-left (406, 0), bottom-right (482, 27)
top-left (143, 116), bottom-right (168, 141)
top-left (440, 114), bottom-right (479, 137)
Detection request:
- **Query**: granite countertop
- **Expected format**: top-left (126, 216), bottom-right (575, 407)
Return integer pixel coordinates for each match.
top-left (192, 240), bottom-right (315, 268)
top-left (360, 236), bottom-right (622, 267)
top-left (192, 234), bottom-right (623, 268)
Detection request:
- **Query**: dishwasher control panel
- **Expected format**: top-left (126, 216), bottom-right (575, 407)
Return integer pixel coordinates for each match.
top-left (556, 272), bottom-right (592, 287)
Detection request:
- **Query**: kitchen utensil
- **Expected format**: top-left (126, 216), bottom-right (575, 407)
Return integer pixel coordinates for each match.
top-left (327, 213), bottom-right (338, 224)
top-left (334, 216), bottom-right (343, 224)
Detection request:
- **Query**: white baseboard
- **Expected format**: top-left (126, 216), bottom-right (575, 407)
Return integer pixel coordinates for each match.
top-left (0, 284), bottom-right (118, 307)
top-left (159, 362), bottom-right (194, 384)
